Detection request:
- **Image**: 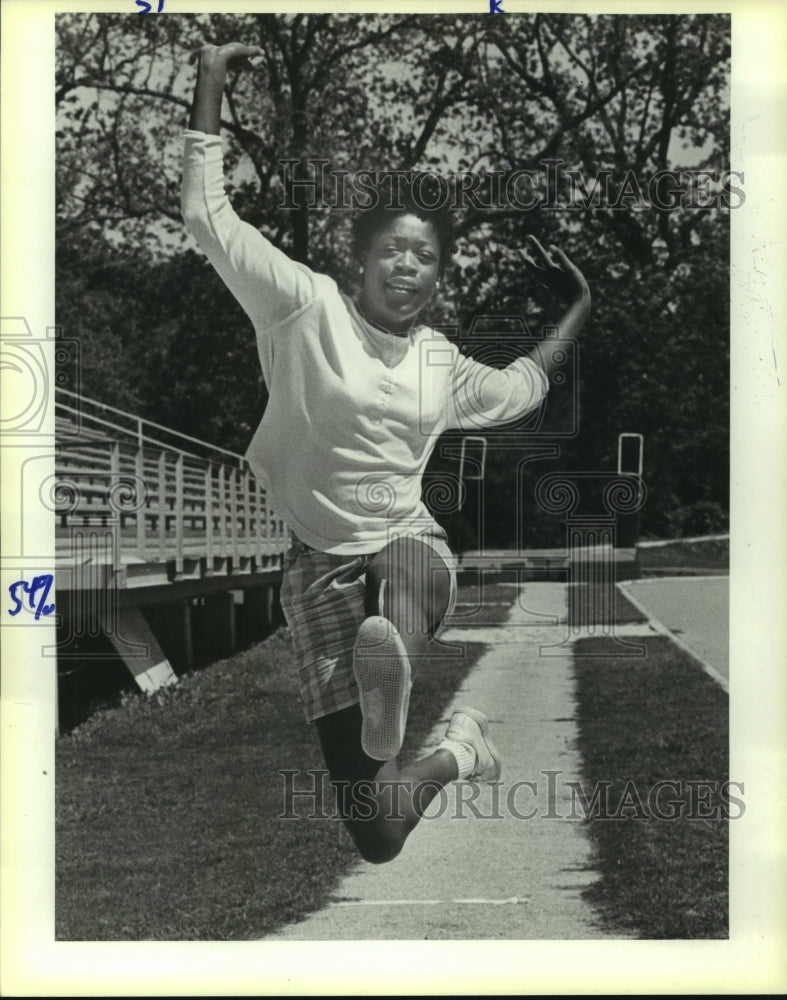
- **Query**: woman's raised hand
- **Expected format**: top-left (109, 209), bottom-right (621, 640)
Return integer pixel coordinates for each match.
top-left (518, 235), bottom-right (590, 308)
top-left (188, 42), bottom-right (266, 133)
top-left (195, 42), bottom-right (266, 72)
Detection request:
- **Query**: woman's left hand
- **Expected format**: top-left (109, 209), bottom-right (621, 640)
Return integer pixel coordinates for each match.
top-left (518, 235), bottom-right (590, 308)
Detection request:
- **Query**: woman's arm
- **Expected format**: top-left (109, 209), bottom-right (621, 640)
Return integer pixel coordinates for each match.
top-left (188, 42), bottom-right (264, 135)
top-left (518, 234), bottom-right (591, 378)
top-left (446, 236), bottom-right (589, 430)
top-left (181, 43), bottom-right (314, 339)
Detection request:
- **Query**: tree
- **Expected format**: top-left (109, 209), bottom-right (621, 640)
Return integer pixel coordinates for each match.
top-left (55, 12), bottom-right (732, 539)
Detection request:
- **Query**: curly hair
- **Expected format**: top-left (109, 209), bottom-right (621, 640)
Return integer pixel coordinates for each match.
top-left (351, 172), bottom-right (455, 278)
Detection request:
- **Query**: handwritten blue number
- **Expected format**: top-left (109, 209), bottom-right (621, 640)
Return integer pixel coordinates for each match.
top-left (7, 574), bottom-right (55, 621)
top-left (7, 582), bottom-right (25, 617)
top-left (135, 0), bottom-right (165, 13)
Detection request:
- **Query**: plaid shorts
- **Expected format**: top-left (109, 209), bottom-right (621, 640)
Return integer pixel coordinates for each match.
top-left (279, 525), bottom-right (458, 723)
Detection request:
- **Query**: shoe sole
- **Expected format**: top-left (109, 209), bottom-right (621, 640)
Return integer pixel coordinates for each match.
top-left (353, 616), bottom-right (412, 761)
top-left (453, 705), bottom-right (503, 782)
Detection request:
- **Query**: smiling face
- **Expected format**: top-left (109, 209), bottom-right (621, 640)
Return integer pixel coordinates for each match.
top-left (358, 214), bottom-right (441, 334)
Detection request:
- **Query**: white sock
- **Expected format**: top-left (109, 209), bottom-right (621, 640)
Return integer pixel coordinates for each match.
top-left (439, 738), bottom-right (477, 779)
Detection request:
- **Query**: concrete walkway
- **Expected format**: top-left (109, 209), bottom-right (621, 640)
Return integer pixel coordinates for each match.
top-left (619, 576), bottom-right (729, 683)
top-left (265, 582), bottom-right (629, 940)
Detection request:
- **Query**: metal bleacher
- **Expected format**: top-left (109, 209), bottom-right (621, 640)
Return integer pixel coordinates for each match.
top-left (54, 389), bottom-right (290, 693)
top-left (55, 389), bottom-right (289, 580)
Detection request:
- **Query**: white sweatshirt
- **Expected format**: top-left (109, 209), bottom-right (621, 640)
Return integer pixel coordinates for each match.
top-left (181, 130), bottom-right (549, 553)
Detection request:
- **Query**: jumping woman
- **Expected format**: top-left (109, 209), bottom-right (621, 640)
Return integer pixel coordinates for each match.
top-left (182, 42), bottom-right (591, 863)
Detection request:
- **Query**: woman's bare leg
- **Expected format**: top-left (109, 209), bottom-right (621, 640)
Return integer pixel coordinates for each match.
top-left (363, 535), bottom-right (452, 662)
top-left (314, 704), bottom-right (458, 864)
top-left (313, 536), bottom-right (460, 864)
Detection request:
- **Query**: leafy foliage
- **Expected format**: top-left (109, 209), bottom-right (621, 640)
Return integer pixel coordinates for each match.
top-left (56, 12), bottom-right (731, 539)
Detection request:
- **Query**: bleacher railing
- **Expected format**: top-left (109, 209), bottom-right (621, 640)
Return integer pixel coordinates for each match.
top-left (55, 389), bottom-right (288, 573)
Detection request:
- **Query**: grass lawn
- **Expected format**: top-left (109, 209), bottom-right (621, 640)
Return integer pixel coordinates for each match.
top-left (56, 586), bottom-right (509, 940)
top-left (56, 573), bottom-right (730, 941)
top-left (637, 535), bottom-right (729, 575)
top-left (571, 585), bottom-right (730, 939)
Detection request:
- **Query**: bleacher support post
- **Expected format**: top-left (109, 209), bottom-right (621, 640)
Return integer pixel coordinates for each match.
top-left (242, 585), bottom-right (270, 638)
top-left (206, 591), bottom-right (236, 658)
top-left (175, 599), bottom-right (194, 670)
top-left (105, 607), bottom-right (179, 692)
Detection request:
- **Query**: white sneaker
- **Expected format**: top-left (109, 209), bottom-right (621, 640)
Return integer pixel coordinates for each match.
top-left (444, 707), bottom-right (502, 782)
top-left (353, 616), bottom-right (412, 761)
